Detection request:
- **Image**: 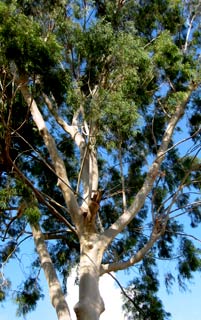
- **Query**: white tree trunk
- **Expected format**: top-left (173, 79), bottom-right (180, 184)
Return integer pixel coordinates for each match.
top-left (74, 234), bottom-right (105, 320)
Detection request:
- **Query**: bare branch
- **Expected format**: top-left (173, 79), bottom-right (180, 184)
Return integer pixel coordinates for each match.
top-left (79, 122), bottom-right (99, 209)
top-left (170, 201), bottom-right (201, 219)
top-left (12, 130), bottom-right (76, 196)
top-left (183, 0), bottom-right (201, 53)
top-left (43, 231), bottom-right (75, 240)
top-left (108, 272), bottom-right (146, 317)
top-left (42, 92), bottom-right (95, 206)
top-left (76, 143), bottom-right (89, 198)
top-left (2, 202), bottom-right (26, 241)
top-left (167, 231), bottom-right (201, 243)
top-left (184, 14), bottom-right (196, 53)
top-left (158, 126), bottom-right (201, 159)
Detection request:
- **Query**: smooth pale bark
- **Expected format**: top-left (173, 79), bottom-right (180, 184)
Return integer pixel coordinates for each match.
top-left (99, 88), bottom-right (195, 274)
top-left (42, 93), bottom-right (98, 208)
top-left (31, 223), bottom-right (71, 320)
top-left (100, 225), bottom-right (161, 275)
top-left (74, 234), bottom-right (105, 320)
top-left (18, 76), bottom-right (81, 227)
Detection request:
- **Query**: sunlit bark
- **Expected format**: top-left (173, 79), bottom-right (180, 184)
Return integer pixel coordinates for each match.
top-left (74, 234), bottom-right (105, 320)
top-left (31, 223), bottom-right (72, 320)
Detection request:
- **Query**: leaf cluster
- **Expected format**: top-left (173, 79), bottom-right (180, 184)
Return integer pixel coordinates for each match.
top-left (14, 277), bottom-right (44, 317)
top-left (0, 2), bottom-right (61, 74)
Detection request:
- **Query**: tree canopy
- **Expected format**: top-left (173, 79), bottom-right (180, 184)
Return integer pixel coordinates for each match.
top-left (0, 0), bottom-right (201, 319)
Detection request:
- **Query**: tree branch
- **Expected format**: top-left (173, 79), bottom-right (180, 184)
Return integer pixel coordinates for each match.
top-left (108, 272), bottom-right (146, 318)
top-left (31, 222), bottom-right (72, 320)
top-left (43, 230), bottom-right (76, 240)
top-left (42, 92), bottom-right (94, 207)
top-left (102, 86), bottom-right (194, 246)
top-left (17, 76), bottom-right (81, 226)
top-left (42, 92), bottom-right (86, 150)
top-left (184, 14), bottom-right (196, 53)
top-left (100, 228), bottom-right (160, 274)
top-left (118, 142), bottom-right (127, 212)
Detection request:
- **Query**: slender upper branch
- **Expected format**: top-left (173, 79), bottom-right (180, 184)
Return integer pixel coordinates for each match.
top-left (119, 142), bottom-right (127, 212)
top-left (42, 93), bottom-right (98, 207)
top-left (184, 2), bottom-right (201, 53)
top-left (7, 151), bottom-right (76, 233)
top-left (88, 144), bottom-right (99, 196)
top-left (42, 93), bottom-right (86, 151)
top-left (102, 86), bottom-right (194, 246)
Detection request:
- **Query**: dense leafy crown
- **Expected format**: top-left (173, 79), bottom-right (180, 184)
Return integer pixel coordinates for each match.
top-left (0, 0), bottom-right (201, 319)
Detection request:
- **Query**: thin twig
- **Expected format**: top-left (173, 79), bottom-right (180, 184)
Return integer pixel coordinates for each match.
top-left (118, 142), bottom-right (127, 212)
top-left (8, 152), bottom-right (77, 234)
top-left (108, 272), bottom-right (146, 317)
top-left (167, 230), bottom-right (201, 243)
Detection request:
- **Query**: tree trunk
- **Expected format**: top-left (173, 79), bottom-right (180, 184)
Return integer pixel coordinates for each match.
top-left (31, 223), bottom-right (72, 320)
top-left (74, 233), bottom-right (105, 320)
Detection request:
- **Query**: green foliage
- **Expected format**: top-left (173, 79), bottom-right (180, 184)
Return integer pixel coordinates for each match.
top-left (0, 241), bottom-right (17, 262)
top-left (0, 2), bottom-right (61, 73)
top-left (24, 206), bottom-right (40, 225)
top-left (0, 290), bottom-right (6, 302)
top-left (77, 21), bottom-right (154, 147)
top-left (15, 277), bottom-right (44, 317)
top-left (178, 239), bottom-right (201, 280)
top-left (166, 91), bottom-right (189, 113)
top-left (0, 276), bottom-right (10, 303)
top-left (0, 0), bottom-right (201, 319)
top-left (154, 30), bottom-right (183, 70)
top-left (0, 187), bottom-right (16, 210)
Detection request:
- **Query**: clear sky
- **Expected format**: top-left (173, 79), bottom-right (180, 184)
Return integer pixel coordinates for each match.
top-left (159, 272), bottom-right (201, 320)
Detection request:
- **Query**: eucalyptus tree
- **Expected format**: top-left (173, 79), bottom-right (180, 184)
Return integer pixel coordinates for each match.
top-left (0, 1), bottom-right (201, 320)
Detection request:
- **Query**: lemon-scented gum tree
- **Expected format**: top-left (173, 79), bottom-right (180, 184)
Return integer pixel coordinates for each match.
top-left (0, 1), bottom-right (201, 319)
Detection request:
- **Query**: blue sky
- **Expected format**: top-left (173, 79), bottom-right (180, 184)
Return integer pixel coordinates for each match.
top-left (1, 245), bottom-right (201, 320)
top-left (0, 266), bottom-right (201, 319)
top-left (159, 271), bottom-right (201, 320)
